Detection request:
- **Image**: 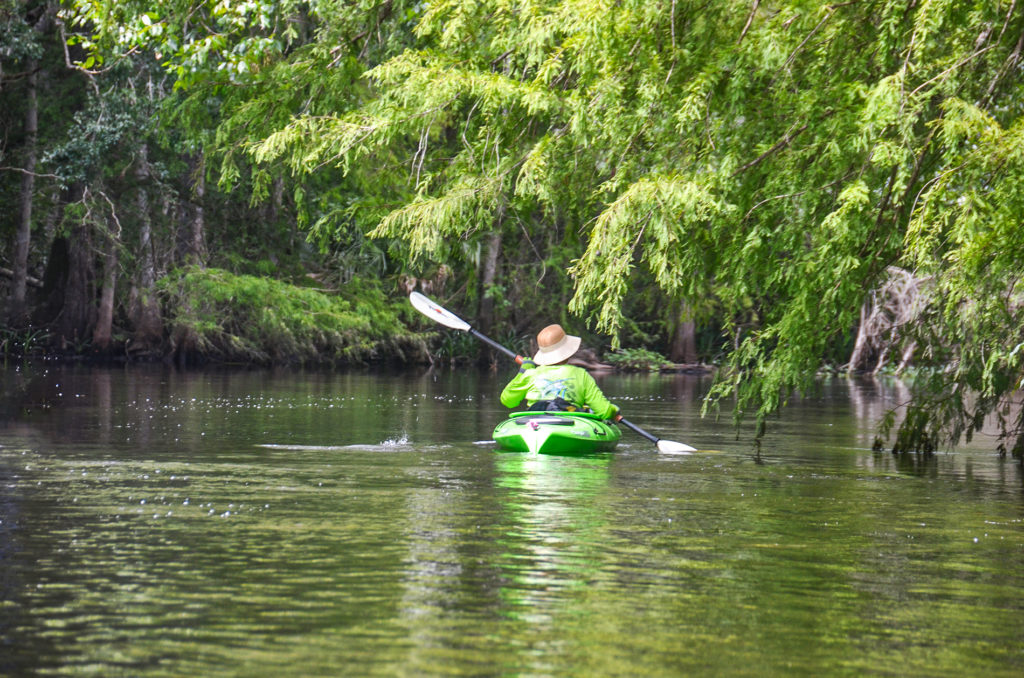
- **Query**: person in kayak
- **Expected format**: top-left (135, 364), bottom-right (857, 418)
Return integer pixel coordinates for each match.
top-left (500, 324), bottom-right (620, 419)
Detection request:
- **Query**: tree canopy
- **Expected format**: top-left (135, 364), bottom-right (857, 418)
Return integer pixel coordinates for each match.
top-left (235, 0), bottom-right (1024, 454)
top-left (9, 0), bottom-right (1024, 454)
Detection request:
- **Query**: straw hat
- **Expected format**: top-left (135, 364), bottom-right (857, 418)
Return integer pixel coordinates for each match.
top-left (533, 324), bottom-right (582, 365)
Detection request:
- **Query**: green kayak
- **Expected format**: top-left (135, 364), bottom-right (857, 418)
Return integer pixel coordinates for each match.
top-left (492, 411), bottom-right (622, 454)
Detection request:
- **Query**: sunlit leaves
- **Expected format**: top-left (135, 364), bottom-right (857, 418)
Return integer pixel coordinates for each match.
top-left (370, 175), bottom-right (502, 259)
top-left (63, 1), bottom-right (387, 88)
top-left (156, 266), bottom-right (411, 363)
top-left (569, 174), bottom-right (728, 339)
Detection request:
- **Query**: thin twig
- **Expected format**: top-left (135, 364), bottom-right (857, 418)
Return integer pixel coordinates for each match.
top-left (906, 161), bottom-right (968, 224)
top-left (664, 0), bottom-right (679, 84)
top-left (731, 123), bottom-right (808, 176)
top-left (738, 0), bottom-right (760, 45)
top-left (909, 45), bottom-right (996, 98)
top-left (57, 20), bottom-right (125, 95)
top-left (780, 10), bottom-right (831, 73)
top-left (983, 21), bottom-right (1024, 104)
top-left (995, 0), bottom-right (1017, 45)
top-left (98, 190), bottom-right (123, 239)
top-left (671, 0), bottom-right (679, 50)
top-left (741, 171), bottom-right (853, 221)
top-left (775, 2), bottom-right (860, 81)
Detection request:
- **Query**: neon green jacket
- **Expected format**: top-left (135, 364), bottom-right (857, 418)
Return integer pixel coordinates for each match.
top-left (500, 364), bottom-right (619, 419)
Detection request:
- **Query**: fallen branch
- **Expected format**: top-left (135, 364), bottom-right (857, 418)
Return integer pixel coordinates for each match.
top-left (0, 166), bottom-right (62, 180)
top-left (0, 267), bottom-right (43, 289)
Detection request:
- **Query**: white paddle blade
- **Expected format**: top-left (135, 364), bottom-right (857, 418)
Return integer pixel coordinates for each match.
top-left (409, 292), bottom-right (472, 331)
top-left (657, 439), bottom-right (697, 454)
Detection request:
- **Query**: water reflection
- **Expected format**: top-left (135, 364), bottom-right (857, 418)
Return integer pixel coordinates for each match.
top-left (493, 453), bottom-right (610, 621)
top-left (1, 364), bottom-right (1023, 676)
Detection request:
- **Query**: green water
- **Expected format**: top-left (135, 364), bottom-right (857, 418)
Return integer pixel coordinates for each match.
top-left (1, 365), bottom-right (1021, 676)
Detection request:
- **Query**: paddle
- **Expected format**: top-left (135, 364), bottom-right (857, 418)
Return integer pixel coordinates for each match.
top-left (613, 416), bottom-right (695, 454)
top-left (409, 291), bottom-right (697, 454)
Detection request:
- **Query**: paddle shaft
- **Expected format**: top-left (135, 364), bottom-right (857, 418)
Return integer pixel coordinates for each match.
top-left (615, 416), bottom-right (660, 444)
top-left (469, 329), bottom-right (521, 363)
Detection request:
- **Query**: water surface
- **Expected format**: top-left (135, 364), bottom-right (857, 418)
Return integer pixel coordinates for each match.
top-left (1, 365), bottom-right (1021, 676)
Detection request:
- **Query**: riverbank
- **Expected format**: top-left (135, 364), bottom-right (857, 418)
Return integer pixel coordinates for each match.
top-left (3, 266), bottom-right (713, 372)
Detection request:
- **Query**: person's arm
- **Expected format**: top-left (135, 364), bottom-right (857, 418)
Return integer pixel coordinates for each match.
top-left (500, 360), bottom-right (536, 408)
top-left (578, 369), bottom-right (619, 419)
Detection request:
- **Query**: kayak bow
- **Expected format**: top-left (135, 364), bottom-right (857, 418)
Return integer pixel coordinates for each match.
top-left (492, 411), bottom-right (622, 455)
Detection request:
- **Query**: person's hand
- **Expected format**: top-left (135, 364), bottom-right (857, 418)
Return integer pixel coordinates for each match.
top-left (517, 358), bottom-right (536, 373)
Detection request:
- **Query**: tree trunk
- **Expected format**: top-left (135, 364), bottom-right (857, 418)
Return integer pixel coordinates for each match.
top-left (478, 231), bottom-right (503, 335)
top-left (8, 61), bottom-right (38, 326)
top-left (188, 153), bottom-right (206, 265)
top-left (130, 145), bottom-right (163, 355)
top-left (847, 301), bottom-right (872, 374)
top-left (261, 176), bottom-right (289, 250)
top-left (58, 220), bottom-right (95, 349)
top-left (92, 218), bottom-right (119, 352)
top-left (35, 185), bottom-right (81, 329)
top-left (669, 301), bottom-right (698, 364)
top-left (274, 177), bottom-right (292, 253)
top-left (895, 340), bottom-right (916, 376)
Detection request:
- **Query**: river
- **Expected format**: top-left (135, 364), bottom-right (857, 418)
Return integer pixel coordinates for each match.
top-left (1, 364), bottom-right (1022, 676)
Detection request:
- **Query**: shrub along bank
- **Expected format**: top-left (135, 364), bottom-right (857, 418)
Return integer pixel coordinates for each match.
top-left (155, 267), bottom-right (430, 366)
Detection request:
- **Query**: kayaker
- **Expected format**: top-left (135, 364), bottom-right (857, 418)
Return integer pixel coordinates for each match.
top-left (500, 324), bottom-right (620, 419)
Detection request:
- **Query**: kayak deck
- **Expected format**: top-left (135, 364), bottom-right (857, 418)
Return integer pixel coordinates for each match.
top-left (492, 411), bottom-right (621, 454)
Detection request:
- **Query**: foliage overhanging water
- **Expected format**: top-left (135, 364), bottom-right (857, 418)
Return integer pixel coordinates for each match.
top-left (1, 365), bottom-right (1022, 676)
